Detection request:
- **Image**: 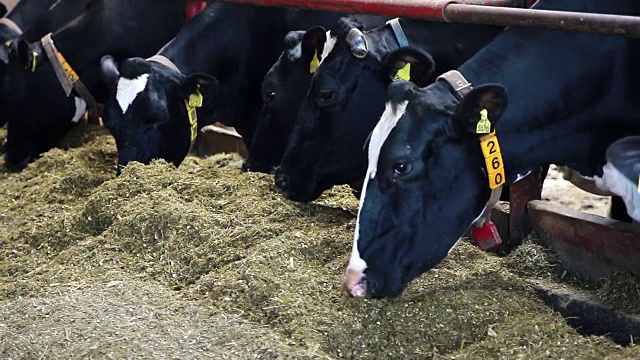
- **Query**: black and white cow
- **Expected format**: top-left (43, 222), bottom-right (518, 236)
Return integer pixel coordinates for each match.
top-left (345, 0), bottom-right (640, 298)
top-left (3, 0), bottom-right (185, 169)
top-left (596, 136), bottom-right (640, 221)
top-left (99, 3), bottom-right (345, 172)
top-left (0, 0), bottom-right (94, 125)
top-left (242, 15), bottom-right (388, 174)
top-left (272, 17), bottom-right (504, 202)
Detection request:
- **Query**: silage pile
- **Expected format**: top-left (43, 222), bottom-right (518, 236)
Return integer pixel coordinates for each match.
top-left (0, 125), bottom-right (638, 358)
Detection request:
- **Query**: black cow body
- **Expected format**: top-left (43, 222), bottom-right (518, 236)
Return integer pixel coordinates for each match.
top-left (243, 15), bottom-right (388, 174)
top-left (100, 2), bottom-right (346, 172)
top-left (273, 17), bottom-right (504, 202)
top-left (0, 0), bottom-right (94, 125)
top-left (4, 0), bottom-right (185, 169)
top-left (346, 0), bottom-right (640, 298)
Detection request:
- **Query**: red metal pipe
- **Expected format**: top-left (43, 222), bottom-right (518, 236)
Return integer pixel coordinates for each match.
top-left (220, 0), bottom-right (640, 38)
top-left (220, 0), bottom-right (519, 21)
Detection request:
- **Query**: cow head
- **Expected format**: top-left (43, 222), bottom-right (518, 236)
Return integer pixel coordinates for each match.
top-left (345, 80), bottom-right (508, 298)
top-left (242, 27), bottom-right (329, 174)
top-left (275, 19), bottom-right (436, 202)
top-left (4, 38), bottom-right (82, 170)
top-left (100, 56), bottom-right (219, 174)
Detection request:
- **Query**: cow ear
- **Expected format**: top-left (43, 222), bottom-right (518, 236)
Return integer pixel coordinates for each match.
top-left (386, 80), bottom-right (420, 104)
top-left (300, 26), bottom-right (327, 74)
top-left (100, 55), bottom-right (120, 90)
top-left (382, 47), bottom-right (436, 87)
top-left (178, 73), bottom-right (220, 104)
top-left (454, 84), bottom-right (508, 135)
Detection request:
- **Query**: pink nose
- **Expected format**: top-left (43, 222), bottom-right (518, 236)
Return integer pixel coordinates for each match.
top-left (344, 268), bottom-right (367, 297)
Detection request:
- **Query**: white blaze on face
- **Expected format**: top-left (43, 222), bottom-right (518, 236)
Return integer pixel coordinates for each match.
top-left (319, 31), bottom-right (336, 65)
top-left (71, 97), bottom-right (86, 123)
top-left (116, 74), bottom-right (150, 114)
top-left (346, 100), bottom-right (408, 285)
top-left (595, 163), bottom-right (640, 221)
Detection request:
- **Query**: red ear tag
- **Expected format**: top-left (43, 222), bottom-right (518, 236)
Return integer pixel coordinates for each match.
top-left (472, 220), bottom-right (502, 251)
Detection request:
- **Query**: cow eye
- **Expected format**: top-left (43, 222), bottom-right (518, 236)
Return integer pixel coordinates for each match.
top-left (265, 91), bottom-right (276, 103)
top-left (392, 162), bottom-right (412, 176)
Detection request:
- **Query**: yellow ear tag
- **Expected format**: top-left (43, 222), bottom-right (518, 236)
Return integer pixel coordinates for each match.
top-left (393, 62), bottom-right (411, 81)
top-left (30, 51), bottom-right (38, 72)
top-left (188, 89), bottom-right (203, 108)
top-left (185, 100), bottom-right (198, 143)
top-left (479, 132), bottom-right (506, 189)
top-left (637, 174), bottom-right (640, 193)
top-left (309, 50), bottom-right (320, 74)
top-left (476, 109), bottom-right (492, 134)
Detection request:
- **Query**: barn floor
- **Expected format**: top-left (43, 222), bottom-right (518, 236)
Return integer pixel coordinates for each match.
top-left (0, 125), bottom-right (638, 359)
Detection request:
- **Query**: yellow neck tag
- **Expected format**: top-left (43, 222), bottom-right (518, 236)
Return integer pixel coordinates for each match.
top-left (188, 89), bottom-right (203, 108)
top-left (185, 100), bottom-right (198, 143)
top-left (30, 51), bottom-right (38, 72)
top-left (56, 51), bottom-right (79, 83)
top-left (479, 132), bottom-right (506, 189)
top-left (310, 50), bottom-right (320, 74)
top-left (476, 109), bottom-right (491, 134)
top-left (393, 62), bottom-right (411, 81)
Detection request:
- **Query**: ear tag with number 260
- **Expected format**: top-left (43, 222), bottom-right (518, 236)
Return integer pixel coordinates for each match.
top-left (479, 132), bottom-right (506, 189)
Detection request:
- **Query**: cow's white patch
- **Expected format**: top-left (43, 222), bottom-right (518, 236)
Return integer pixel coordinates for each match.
top-left (116, 74), bottom-right (149, 114)
top-left (595, 163), bottom-right (640, 221)
top-left (71, 97), bottom-right (86, 123)
top-left (346, 100), bottom-right (408, 280)
top-left (319, 32), bottom-right (336, 65)
top-left (559, 165), bottom-right (614, 196)
top-left (288, 42), bottom-right (302, 61)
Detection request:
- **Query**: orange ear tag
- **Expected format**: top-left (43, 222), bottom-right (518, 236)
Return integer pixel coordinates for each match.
top-left (479, 132), bottom-right (506, 189)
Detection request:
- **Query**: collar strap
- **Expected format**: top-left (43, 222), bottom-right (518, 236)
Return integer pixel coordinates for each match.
top-left (0, 18), bottom-right (23, 36)
top-left (147, 54), bottom-right (181, 73)
top-left (41, 33), bottom-right (97, 112)
top-left (436, 70), bottom-right (473, 100)
top-left (438, 70), bottom-right (506, 191)
top-left (386, 18), bottom-right (409, 48)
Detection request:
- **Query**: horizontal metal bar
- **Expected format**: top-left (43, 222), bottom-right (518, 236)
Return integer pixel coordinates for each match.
top-left (444, 4), bottom-right (640, 38)
top-left (220, 0), bottom-right (640, 38)
top-left (219, 0), bottom-right (519, 22)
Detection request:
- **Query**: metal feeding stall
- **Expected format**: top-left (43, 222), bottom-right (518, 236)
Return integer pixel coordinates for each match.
top-left (212, 0), bottom-right (640, 280)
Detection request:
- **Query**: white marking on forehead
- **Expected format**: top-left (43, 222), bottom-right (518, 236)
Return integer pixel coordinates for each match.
top-left (71, 97), bottom-right (86, 123)
top-left (346, 100), bottom-right (409, 275)
top-left (116, 74), bottom-right (149, 114)
top-left (319, 31), bottom-right (336, 65)
top-left (367, 101), bottom-right (408, 179)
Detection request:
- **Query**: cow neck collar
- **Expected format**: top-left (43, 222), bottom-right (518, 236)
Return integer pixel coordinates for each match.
top-left (0, 18), bottom-right (22, 37)
top-left (147, 54), bottom-right (180, 73)
top-left (436, 70), bottom-right (473, 100)
top-left (386, 18), bottom-right (409, 48)
top-left (437, 70), bottom-right (506, 196)
top-left (41, 33), bottom-right (98, 117)
top-left (147, 54), bottom-right (199, 145)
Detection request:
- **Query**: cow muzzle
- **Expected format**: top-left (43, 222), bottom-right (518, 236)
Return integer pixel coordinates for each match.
top-left (344, 267), bottom-right (368, 297)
